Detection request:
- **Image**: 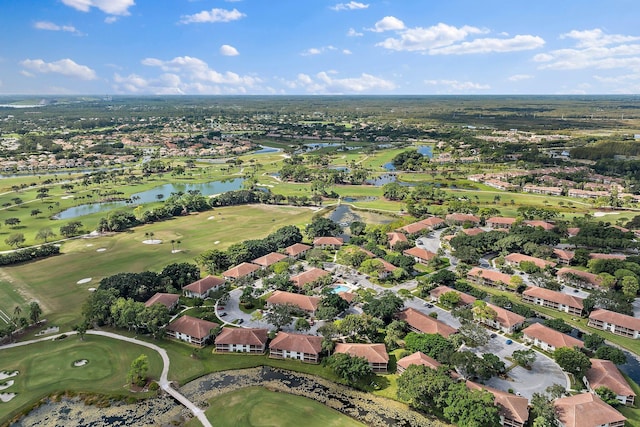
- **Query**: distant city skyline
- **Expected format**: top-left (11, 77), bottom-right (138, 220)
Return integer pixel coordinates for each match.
top-left (1, 0), bottom-right (639, 95)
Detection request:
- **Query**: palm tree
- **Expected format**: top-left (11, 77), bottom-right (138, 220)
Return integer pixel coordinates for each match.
top-left (171, 239), bottom-right (176, 252)
top-left (29, 302), bottom-right (42, 325)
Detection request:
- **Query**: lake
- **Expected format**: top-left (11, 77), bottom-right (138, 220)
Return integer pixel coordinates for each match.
top-left (54, 178), bottom-right (245, 220)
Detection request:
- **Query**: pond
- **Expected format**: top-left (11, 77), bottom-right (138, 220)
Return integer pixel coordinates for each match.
top-left (382, 145), bottom-right (432, 171)
top-left (54, 178), bottom-right (245, 220)
top-left (252, 145), bottom-right (281, 154)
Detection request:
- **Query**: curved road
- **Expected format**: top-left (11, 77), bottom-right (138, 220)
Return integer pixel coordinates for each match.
top-left (0, 330), bottom-right (212, 427)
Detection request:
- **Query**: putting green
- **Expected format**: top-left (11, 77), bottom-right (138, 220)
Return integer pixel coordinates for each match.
top-left (195, 386), bottom-right (364, 427)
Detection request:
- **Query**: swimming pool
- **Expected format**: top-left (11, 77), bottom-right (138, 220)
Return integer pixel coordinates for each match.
top-left (332, 285), bottom-right (350, 293)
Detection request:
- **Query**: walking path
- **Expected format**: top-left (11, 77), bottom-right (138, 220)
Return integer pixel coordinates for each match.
top-left (0, 330), bottom-right (212, 427)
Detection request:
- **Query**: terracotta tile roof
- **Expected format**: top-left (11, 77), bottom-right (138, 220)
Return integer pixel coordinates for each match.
top-left (589, 253), bottom-right (627, 260)
top-left (252, 252), bottom-right (288, 267)
top-left (522, 323), bottom-right (584, 349)
top-left (397, 308), bottom-right (458, 337)
top-left (523, 286), bottom-right (584, 310)
top-left (397, 351), bottom-right (441, 371)
top-left (505, 253), bottom-right (557, 269)
top-left (285, 243), bottom-right (312, 257)
top-left (553, 248), bottom-right (575, 261)
top-left (214, 327), bottom-right (269, 346)
top-left (144, 292), bottom-right (179, 309)
top-left (313, 236), bottom-right (344, 246)
top-left (446, 213), bottom-right (480, 223)
top-left (429, 285), bottom-right (477, 306)
top-left (266, 290), bottom-right (321, 312)
top-left (338, 291), bottom-right (356, 303)
top-left (589, 309), bottom-right (640, 332)
top-left (399, 222), bottom-right (430, 234)
top-left (167, 315), bottom-right (219, 340)
top-left (291, 268), bottom-right (331, 287)
top-left (524, 220), bottom-right (555, 230)
top-left (461, 227), bottom-right (485, 236)
top-left (222, 262), bottom-right (260, 279)
top-left (387, 232), bottom-right (408, 246)
top-left (182, 275), bottom-right (226, 295)
top-left (467, 267), bottom-right (512, 285)
top-left (486, 216), bottom-right (516, 225)
top-left (378, 258), bottom-right (398, 272)
top-left (557, 268), bottom-right (603, 287)
top-left (419, 216), bottom-right (446, 227)
top-left (269, 332), bottom-right (322, 355)
top-left (487, 303), bottom-right (526, 329)
top-left (554, 393), bottom-right (626, 427)
top-left (334, 343), bottom-right (389, 364)
top-left (586, 359), bottom-right (635, 399)
top-left (466, 381), bottom-right (529, 426)
top-left (403, 247), bottom-right (437, 261)
top-left (567, 227), bottom-right (580, 237)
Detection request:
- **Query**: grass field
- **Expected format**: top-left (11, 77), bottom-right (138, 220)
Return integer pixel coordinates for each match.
top-left (1, 204), bottom-right (316, 330)
top-left (0, 334), bottom-right (163, 425)
top-left (186, 386), bottom-right (365, 427)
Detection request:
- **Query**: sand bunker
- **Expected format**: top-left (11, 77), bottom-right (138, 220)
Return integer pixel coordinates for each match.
top-left (0, 380), bottom-right (14, 391)
top-left (142, 239), bottom-right (162, 245)
top-left (86, 243), bottom-right (94, 247)
top-left (60, 195), bottom-right (74, 200)
top-left (207, 216), bottom-right (215, 220)
top-left (0, 371), bottom-right (18, 381)
top-left (593, 211), bottom-right (617, 217)
top-left (36, 326), bottom-right (59, 336)
top-left (77, 278), bottom-right (92, 284)
top-left (73, 360), bottom-right (88, 367)
top-left (214, 241), bottom-right (220, 245)
top-left (88, 288), bottom-right (96, 292)
top-left (0, 393), bottom-right (16, 402)
top-left (171, 249), bottom-right (182, 254)
top-left (96, 248), bottom-right (107, 252)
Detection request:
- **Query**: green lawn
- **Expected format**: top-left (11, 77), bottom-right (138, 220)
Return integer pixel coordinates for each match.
top-left (2, 204), bottom-right (315, 330)
top-left (186, 386), bottom-right (365, 427)
top-left (0, 334), bottom-right (163, 426)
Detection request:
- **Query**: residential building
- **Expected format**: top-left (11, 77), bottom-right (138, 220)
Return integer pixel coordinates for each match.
top-left (557, 268), bottom-right (603, 289)
top-left (182, 275), bottom-right (226, 299)
top-left (504, 253), bottom-right (556, 270)
top-left (589, 253), bottom-right (627, 261)
top-left (398, 221), bottom-right (431, 235)
top-left (144, 292), bottom-right (179, 311)
top-left (334, 343), bottom-right (389, 372)
top-left (523, 220), bottom-right (555, 231)
top-left (467, 267), bottom-right (513, 288)
top-left (166, 315), bottom-right (219, 347)
top-left (479, 303), bottom-right (525, 334)
top-left (403, 247), bottom-right (437, 265)
top-left (523, 185), bottom-right (563, 196)
top-left (588, 309), bottom-right (640, 338)
top-left (222, 262), bottom-right (260, 282)
top-left (266, 290), bottom-right (321, 316)
top-left (214, 327), bottom-right (269, 354)
top-left (466, 381), bottom-right (529, 427)
top-left (584, 359), bottom-right (635, 406)
top-left (419, 216), bottom-right (446, 229)
top-left (461, 227), bottom-right (485, 236)
top-left (486, 217), bottom-right (516, 229)
top-left (284, 242), bottom-right (312, 259)
top-left (521, 323), bottom-right (584, 352)
top-left (291, 267), bottom-right (331, 288)
top-left (397, 308), bottom-right (457, 338)
top-left (429, 285), bottom-right (477, 306)
top-left (522, 286), bottom-right (583, 315)
top-left (554, 393), bottom-right (625, 427)
top-left (396, 351), bottom-right (441, 374)
top-left (386, 231), bottom-right (408, 249)
top-left (553, 248), bottom-right (575, 265)
top-left (252, 252), bottom-right (288, 269)
top-left (313, 236), bottom-right (344, 249)
top-left (269, 332), bottom-right (323, 363)
top-left (445, 213), bottom-right (481, 225)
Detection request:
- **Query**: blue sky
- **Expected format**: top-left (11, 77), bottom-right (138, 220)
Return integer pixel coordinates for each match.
top-left (1, 0), bottom-right (639, 95)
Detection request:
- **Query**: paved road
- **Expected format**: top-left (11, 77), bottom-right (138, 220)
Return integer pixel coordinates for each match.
top-left (0, 330), bottom-right (212, 427)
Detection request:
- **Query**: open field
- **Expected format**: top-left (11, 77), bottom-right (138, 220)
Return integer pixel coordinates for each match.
top-left (0, 334), bottom-right (163, 425)
top-left (2, 204), bottom-right (316, 330)
top-left (186, 386), bottom-right (365, 427)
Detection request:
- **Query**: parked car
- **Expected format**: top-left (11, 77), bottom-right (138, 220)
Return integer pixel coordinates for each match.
top-left (220, 312), bottom-right (227, 317)
top-left (505, 339), bottom-right (513, 345)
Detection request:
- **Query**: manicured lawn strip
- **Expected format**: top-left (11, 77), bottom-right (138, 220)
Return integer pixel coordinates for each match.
top-left (0, 334), bottom-right (163, 426)
top-left (0, 279), bottom-right (27, 325)
top-left (3, 205), bottom-right (315, 330)
top-left (186, 386), bottom-right (365, 427)
top-left (618, 373), bottom-right (640, 424)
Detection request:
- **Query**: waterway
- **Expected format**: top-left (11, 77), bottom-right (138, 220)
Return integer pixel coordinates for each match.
top-left (54, 178), bottom-right (245, 220)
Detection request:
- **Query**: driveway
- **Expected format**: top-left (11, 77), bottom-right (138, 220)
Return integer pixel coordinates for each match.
top-left (467, 334), bottom-right (568, 400)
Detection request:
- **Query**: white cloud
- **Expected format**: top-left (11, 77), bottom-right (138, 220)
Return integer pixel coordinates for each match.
top-left (20, 58), bottom-right (97, 80)
top-left (179, 8), bottom-right (245, 24)
top-left (508, 74), bottom-right (533, 81)
top-left (331, 2), bottom-right (369, 11)
top-left (288, 71), bottom-right (395, 93)
top-left (377, 23), bottom-right (485, 51)
top-left (61, 0), bottom-right (134, 16)
top-left (343, 49), bottom-right (352, 55)
top-left (425, 79), bottom-right (490, 91)
top-left (34, 21), bottom-right (82, 35)
top-left (347, 28), bottom-right (363, 37)
top-left (534, 28), bottom-right (640, 72)
top-left (220, 45), bottom-right (240, 56)
top-left (301, 46), bottom-right (337, 56)
top-left (430, 35), bottom-right (544, 55)
top-left (370, 16), bottom-right (405, 33)
top-left (20, 70), bottom-right (35, 78)
top-left (113, 73), bottom-right (185, 94)
top-left (104, 16), bottom-right (118, 24)
top-left (141, 55), bottom-right (259, 87)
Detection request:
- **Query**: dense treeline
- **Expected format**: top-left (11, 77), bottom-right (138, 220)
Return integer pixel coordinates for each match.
top-left (0, 244), bottom-right (60, 266)
top-left (571, 139), bottom-right (640, 160)
top-left (569, 222), bottom-right (638, 250)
